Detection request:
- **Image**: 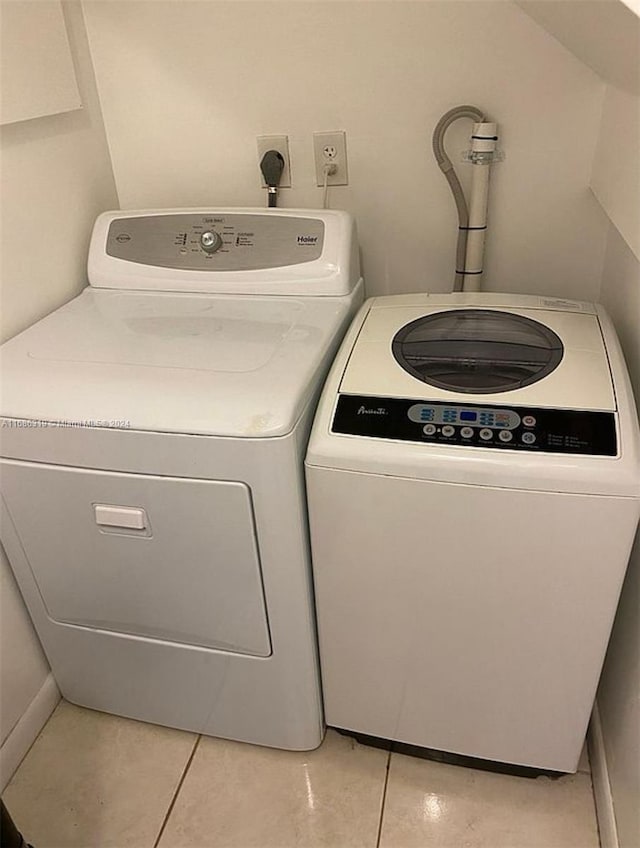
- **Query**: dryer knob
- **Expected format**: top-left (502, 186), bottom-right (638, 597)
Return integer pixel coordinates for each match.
top-left (200, 231), bottom-right (223, 253)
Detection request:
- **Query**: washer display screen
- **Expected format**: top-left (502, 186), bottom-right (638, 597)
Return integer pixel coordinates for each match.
top-left (392, 309), bottom-right (564, 394)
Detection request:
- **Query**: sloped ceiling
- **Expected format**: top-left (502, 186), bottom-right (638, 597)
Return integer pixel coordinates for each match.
top-left (514, 0), bottom-right (640, 94)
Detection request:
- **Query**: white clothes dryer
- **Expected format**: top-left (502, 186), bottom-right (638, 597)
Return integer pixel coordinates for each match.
top-left (306, 292), bottom-right (640, 772)
top-left (1, 208), bottom-right (363, 751)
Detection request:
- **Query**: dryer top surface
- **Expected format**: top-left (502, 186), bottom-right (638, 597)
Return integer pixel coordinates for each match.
top-left (1, 287), bottom-right (357, 437)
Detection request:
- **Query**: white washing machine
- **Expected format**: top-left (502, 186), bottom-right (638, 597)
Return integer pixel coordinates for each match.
top-left (0, 208), bottom-right (363, 750)
top-left (306, 292), bottom-right (640, 772)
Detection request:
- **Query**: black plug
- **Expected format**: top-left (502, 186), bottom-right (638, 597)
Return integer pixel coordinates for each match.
top-left (260, 150), bottom-right (285, 208)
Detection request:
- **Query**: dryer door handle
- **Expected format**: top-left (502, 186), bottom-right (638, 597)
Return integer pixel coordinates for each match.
top-left (94, 504), bottom-right (147, 531)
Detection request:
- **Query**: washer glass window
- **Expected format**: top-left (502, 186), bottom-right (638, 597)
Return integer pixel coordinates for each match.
top-left (392, 309), bottom-right (564, 394)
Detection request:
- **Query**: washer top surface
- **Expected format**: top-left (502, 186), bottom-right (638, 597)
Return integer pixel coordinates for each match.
top-left (1, 287), bottom-right (356, 438)
top-left (342, 294), bottom-right (615, 411)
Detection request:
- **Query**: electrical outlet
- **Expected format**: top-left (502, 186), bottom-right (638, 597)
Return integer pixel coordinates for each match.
top-left (257, 135), bottom-right (291, 188)
top-left (313, 131), bottom-right (348, 186)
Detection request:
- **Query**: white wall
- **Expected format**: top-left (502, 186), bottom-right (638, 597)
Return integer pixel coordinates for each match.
top-left (579, 11), bottom-right (640, 838)
top-left (82, 0), bottom-right (606, 300)
top-left (0, 1), bottom-right (118, 787)
top-left (0, 1), bottom-right (82, 125)
top-left (0, 3), bottom-right (118, 343)
top-left (0, 548), bottom-right (50, 746)
top-left (515, 0), bottom-right (640, 96)
top-left (591, 84), bottom-right (640, 260)
top-left (597, 223), bottom-right (640, 848)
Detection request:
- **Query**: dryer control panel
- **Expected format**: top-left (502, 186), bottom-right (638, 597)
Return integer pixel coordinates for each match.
top-left (332, 395), bottom-right (617, 456)
top-left (105, 213), bottom-right (325, 271)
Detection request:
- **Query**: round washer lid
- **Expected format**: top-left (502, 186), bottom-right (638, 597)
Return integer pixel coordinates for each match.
top-left (392, 309), bottom-right (564, 394)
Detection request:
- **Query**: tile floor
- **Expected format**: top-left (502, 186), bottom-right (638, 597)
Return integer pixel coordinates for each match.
top-left (3, 701), bottom-right (599, 848)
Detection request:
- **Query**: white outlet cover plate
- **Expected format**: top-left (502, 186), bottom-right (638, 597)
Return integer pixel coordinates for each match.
top-left (257, 135), bottom-right (291, 188)
top-left (313, 131), bottom-right (348, 186)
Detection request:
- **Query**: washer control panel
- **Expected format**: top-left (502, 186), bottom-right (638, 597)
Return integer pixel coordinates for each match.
top-left (106, 214), bottom-right (324, 271)
top-left (407, 404), bottom-right (521, 430)
top-left (332, 395), bottom-right (617, 456)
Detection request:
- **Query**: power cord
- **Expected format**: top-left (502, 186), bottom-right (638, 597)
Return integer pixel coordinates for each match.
top-left (260, 150), bottom-right (285, 208)
top-left (322, 163), bottom-right (337, 209)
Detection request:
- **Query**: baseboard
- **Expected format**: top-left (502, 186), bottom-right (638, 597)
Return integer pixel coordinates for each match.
top-left (0, 672), bottom-right (60, 792)
top-left (588, 700), bottom-right (619, 848)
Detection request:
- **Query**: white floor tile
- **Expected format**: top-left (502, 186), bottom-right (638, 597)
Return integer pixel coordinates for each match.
top-left (1, 702), bottom-right (600, 848)
top-left (379, 752), bottom-right (599, 848)
top-left (2, 701), bottom-right (196, 848)
top-left (158, 729), bottom-right (388, 848)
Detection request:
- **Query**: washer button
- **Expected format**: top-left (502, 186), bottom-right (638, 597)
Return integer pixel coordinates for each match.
top-left (523, 415), bottom-right (537, 427)
top-left (499, 430), bottom-right (513, 442)
top-left (442, 425), bottom-right (455, 437)
top-left (479, 428), bottom-right (493, 441)
top-left (423, 424), bottom-right (437, 436)
top-left (522, 431), bottom-right (537, 444)
top-left (460, 427), bottom-right (474, 439)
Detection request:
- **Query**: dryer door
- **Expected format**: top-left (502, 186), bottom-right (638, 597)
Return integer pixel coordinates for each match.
top-left (1, 461), bottom-right (271, 656)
